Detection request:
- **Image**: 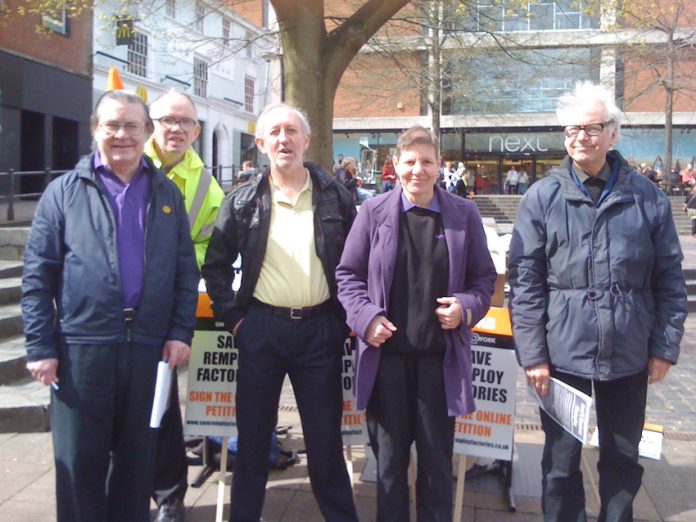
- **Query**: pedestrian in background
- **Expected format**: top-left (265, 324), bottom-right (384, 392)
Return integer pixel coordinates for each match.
top-left (336, 125), bottom-right (497, 521)
top-left (381, 157), bottom-right (397, 193)
top-left (684, 184), bottom-right (696, 237)
top-left (146, 89), bottom-right (225, 522)
top-left (508, 81), bottom-right (687, 522)
top-left (22, 90), bottom-right (199, 522)
top-left (518, 168), bottom-right (529, 194)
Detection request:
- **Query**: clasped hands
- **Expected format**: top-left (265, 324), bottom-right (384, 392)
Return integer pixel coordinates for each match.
top-left (365, 296), bottom-right (463, 347)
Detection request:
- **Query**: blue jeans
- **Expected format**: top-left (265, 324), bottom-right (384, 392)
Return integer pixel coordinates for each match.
top-left (230, 305), bottom-right (358, 522)
top-left (540, 369), bottom-right (647, 522)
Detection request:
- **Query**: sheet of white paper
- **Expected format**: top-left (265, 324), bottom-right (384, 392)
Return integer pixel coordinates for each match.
top-left (528, 377), bottom-right (592, 444)
top-left (589, 426), bottom-right (663, 460)
top-left (150, 361), bottom-right (173, 428)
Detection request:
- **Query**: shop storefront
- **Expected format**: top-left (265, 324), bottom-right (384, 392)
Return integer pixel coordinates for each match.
top-left (334, 125), bottom-right (696, 194)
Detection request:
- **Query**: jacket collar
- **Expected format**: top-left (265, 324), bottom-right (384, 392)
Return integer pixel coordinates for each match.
top-left (251, 161), bottom-right (334, 198)
top-left (79, 152), bottom-right (166, 189)
top-left (551, 150), bottom-right (633, 201)
top-left (144, 141), bottom-right (204, 180)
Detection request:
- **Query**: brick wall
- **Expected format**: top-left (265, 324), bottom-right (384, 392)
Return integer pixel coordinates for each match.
top-left (0, 0), bottom-right (92, 77)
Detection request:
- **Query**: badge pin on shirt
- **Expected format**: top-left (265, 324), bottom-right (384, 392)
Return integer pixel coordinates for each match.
top-left (162, 205), bottom-right (172, 214)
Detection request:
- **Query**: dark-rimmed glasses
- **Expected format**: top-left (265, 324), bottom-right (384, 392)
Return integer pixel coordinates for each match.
top-left (154, 116), bottom-right (198, 131)
top-left (564, 121), bottom-right (613, 138)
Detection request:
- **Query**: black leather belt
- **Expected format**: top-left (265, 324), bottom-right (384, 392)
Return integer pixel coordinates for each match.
top-left (250, 298), bottom-right (333, 320)
top-left (123, 308), bottom-right (137, 323)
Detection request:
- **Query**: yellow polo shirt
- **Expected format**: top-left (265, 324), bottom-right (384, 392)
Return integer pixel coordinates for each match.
top-left (253, 173), bottom-right (330, 307)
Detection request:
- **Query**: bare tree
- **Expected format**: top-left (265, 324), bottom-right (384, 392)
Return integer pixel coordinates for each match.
top-left (270, 0), bottom-right (410, 167)
top-left (3, 0), bottom-right (411, 169)
top-left (589, 0), bottom-right (696, 177)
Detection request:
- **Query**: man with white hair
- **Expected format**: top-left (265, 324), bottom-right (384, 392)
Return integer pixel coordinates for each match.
top-left (508, 81), bottom-right (687, 521)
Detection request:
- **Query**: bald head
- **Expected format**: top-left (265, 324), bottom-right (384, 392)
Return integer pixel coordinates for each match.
top-left (150, 90), bottom-right (198, 120)
top-left (149, 89), bottom-right (201, 169)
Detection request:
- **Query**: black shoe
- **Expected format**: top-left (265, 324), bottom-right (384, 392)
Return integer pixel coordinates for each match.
top-left (155, 498), bottom-right (185, 522)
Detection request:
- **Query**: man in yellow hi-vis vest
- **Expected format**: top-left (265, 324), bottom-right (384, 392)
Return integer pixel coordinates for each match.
top-left (146, 89), bottom-right (225, 522)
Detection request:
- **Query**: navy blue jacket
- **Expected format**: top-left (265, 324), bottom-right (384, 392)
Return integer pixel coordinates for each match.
top-left (508, 151), bottom-right (687, 380)
top-left (22, 154), bottom-right (199, 361)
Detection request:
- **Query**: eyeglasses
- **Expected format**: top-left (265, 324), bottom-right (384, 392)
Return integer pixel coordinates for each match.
top-left (564, 121), bottom-right (612, 138)
top-left (154, 116), bottom-right (198, 131)
top-left (99, 121), bottom-right (145, 137)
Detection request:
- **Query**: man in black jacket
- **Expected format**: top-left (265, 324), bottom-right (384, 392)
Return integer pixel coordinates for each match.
top-left (202, 103), bottom-right (358, 522)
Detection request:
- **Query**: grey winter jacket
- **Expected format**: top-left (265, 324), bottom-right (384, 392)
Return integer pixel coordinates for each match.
top-left (508, 151), bottom-right (687, 380)
top-left (22, 154), bottom-right (199, 362)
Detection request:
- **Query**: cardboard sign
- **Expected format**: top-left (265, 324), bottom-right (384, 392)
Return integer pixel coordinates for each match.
top-left (454, 307), bottom-right (517, 461)
top-left (341, 337), bottom-right (368, 445)
top-left (184, 294), bottom-right (239, 437)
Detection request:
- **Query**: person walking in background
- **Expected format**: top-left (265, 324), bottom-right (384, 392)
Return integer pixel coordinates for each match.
top-left (505, 166), bottom-right (519, 194)
top-left (508, 81), bottom-right (687, 522)
top-left (684, 184), bottom-right (696, 237)
top-left (336, 126), bottom-right (497, 521)
top-left (202, 103), bottom-right (358, 522)
top-left (381, 157), bottom-right (397, 193)
top-left (518, 168), bottom-right (529, 194)
top-left (681, 163), bottom-right (696, 188)
top-left (146, 89), bottom-right (225, 522)
top-left (22, 90), bottom-right (199, 522)
top-left (464, 168), bottom-right (476, 196)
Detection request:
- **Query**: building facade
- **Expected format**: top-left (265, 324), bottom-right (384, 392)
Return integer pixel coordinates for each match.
top-left (0, 1), bottom-right (93, 194)
top-left (331, 0), bottom-right (696, 193)
top-left (93, 0), bottom-right (279, 186)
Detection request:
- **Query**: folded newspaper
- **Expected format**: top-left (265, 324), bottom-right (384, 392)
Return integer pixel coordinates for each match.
top-left (528, 377), bottom-right (592, 444)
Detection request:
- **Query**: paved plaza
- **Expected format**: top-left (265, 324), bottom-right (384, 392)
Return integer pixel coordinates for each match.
top-left (1, 200), bottom-right (696, 520)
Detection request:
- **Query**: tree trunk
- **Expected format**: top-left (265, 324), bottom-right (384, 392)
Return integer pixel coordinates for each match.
top-left (426, 2), bottom-right (442, 145)
top-left (664, 28), bottom-right (675, 190)
top-left (271, 0), bottom-right (410, 171)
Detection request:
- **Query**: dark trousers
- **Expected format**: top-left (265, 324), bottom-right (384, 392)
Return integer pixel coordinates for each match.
top-left (540, 369), bottom-right (648, 522)
top-left (366, 352), bottom-right (454, 522)
top-left (229, 306), bottom-right (358, 522)
top-left (51, 342), bottom-right (161, 522)
top-left (152, 375), bottom-right (188, 506)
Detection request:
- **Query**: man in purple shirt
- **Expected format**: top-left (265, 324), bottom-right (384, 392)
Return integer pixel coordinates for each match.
top-left (22, 91), bottom-right (199, 522)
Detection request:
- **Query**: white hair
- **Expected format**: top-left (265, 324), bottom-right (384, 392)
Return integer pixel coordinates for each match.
top-left (556, 81), bottom-right (624, 142)
top-left (255, 103), bottom-right (311, 139)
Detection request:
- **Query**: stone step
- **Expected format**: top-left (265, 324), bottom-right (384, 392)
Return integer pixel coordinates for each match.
top-left (686, 279), bottom-right (696, 293)
top-left (0, 303), bottom-right (23, 340)
top-left (0, 260), bottom-right (23, 279)
top-left (0, 336), bottom-right (27, 385)
top-left (0, 227), bottom-right (30, 261)
top-left (0, 376), bottom-right (50, 433)
top-left (689, 295), bottom-right (696, 313)
top-left (0, 277), bottom-right (21, 305)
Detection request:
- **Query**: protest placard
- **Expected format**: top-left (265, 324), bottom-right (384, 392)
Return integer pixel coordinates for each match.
top-left (341, 337), bottom-right (368, 445)
top-left (454, 307), bottom-right (517, 461)
top-left (184, 294), bottom-right (238, 437)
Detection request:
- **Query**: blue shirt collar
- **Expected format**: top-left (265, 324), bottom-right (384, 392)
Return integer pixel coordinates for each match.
top-left (400, 190), bottom-right (442, 213)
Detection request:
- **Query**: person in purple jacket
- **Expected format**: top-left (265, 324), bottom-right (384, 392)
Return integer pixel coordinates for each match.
top-left (336, 126), bottom-right (497, 521)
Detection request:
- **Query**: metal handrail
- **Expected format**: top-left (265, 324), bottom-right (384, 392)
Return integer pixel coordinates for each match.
top-left (0, 168), bottom-right (68, 221)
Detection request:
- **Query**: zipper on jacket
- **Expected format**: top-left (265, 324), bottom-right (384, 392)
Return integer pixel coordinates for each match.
top-left (589, 208), bottom-right (604, 375)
